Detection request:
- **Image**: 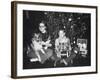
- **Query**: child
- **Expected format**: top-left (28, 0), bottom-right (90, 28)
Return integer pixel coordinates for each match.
top-left (55, 29), bottom-right (71, 66)
top-left (30, 22), bottom-right (53, 63)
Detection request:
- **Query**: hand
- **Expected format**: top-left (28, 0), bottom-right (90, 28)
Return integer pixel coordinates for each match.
top-left (46, 43), bottom-right (52, 47)
top-left (46, 40), bottom-right (50, 44)
top-left (44, 43), bottom-right (52, 49)
top-left (57, 53), bottom-right (61, 58)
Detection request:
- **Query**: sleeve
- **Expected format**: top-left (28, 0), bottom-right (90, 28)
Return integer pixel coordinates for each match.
top-left (55, 39), bottom-right (59, 46)
top-left (67, 38), bottom-right (71, 50)
top-left (55, 39), bottom-right (59, 51)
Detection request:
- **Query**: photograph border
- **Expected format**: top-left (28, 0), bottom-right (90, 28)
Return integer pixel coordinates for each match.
top-left (11, 1), bottom-right (98, 78)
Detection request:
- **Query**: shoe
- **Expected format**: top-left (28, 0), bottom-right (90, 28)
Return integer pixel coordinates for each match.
top-left (30, 58), bottom-right (39, 62)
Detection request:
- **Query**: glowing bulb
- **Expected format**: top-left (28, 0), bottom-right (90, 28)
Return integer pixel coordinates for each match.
top-left (69, 18), bottom-right (72, 21)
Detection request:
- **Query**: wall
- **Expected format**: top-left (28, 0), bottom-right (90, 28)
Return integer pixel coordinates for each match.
top-left (0, 0), bottom-right (99, 80)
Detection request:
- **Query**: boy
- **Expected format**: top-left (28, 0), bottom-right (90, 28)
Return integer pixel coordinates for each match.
top-left (55, 29), bottom-right (71, 66)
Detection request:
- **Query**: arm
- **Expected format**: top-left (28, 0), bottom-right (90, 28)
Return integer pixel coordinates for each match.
top-left (55, 39), bottom-right (61, 58)
top-left (68, 39), bottom-right (72, 51)
top-left (55, 39), bottom-right (59, 51)
top-left (66, 38), bottom-right (71, 51)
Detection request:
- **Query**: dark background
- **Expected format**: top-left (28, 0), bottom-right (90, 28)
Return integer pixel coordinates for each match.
top-left (23, 10), bottom-right (91, 69)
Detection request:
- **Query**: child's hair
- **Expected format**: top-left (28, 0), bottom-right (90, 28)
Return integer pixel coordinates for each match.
top-left (59, 29), bottom-right (65, 32)
top-left (39, 22), bottom-right (46, 29)
top-left (58, 29), bottom-right (66, 35)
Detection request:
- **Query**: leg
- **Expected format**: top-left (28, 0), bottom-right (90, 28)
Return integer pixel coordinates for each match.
top-left (40, 49), bottom-right (46, 55)
top-left (35, 51), bottom-right (41, 62)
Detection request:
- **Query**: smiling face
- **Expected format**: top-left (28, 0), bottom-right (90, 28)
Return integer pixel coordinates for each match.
top-left (39, 22), bottom-right (46, 33)
top-left (58, 30), bottom-right (65, 38)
